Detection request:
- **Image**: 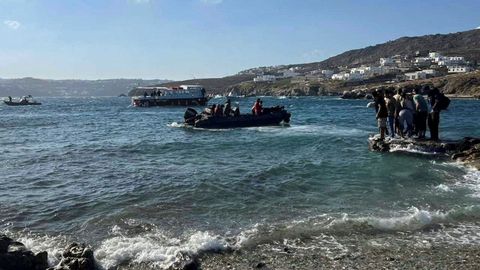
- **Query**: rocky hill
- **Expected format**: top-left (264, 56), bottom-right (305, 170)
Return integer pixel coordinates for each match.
top-left (296, 29), bottom-right (480, 71)
top-left (0, 78), bottom-right (170, 97)
top-left (160, 29), bottom-right (480, 96)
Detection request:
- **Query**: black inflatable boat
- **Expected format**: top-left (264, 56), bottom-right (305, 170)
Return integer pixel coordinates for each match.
top-left (184, 106), bottom-right (291, 129)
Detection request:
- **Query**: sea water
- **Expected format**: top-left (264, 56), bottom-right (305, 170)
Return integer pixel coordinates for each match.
top-left (0, 96), bottom-right (479, 268)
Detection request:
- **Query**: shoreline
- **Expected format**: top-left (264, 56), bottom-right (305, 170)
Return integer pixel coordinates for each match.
top-left (199, 241), bottom-right (480, 270)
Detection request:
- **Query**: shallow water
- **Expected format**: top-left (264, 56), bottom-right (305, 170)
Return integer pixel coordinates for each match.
top-left (1, 96), bottom-right (479, 268)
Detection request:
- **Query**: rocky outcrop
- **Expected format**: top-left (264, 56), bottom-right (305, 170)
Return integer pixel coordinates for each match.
top-left (369, 137), bottom-right (480, 169)
top-left (0, 234), bottom-right (48, 270)
top-left (48, 243), bottom-right (95, 270)
top-left (0, 235), bottom-right (97, 270)
top-left (340, 88), bottom-right (373, 99)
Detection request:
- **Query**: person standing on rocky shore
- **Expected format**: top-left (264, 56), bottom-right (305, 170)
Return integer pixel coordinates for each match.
top-left (413, 88), bottom-right (428, 139)
top-left (372, 89), bottom-right (388, 140)
top-left (428, 88), bottom-right (442, 141)
top-left (385, 89), bottom-right (397, 138)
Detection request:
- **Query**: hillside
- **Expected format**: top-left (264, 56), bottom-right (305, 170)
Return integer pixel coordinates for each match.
top-left (296, 29), bottom-right (480, 71)
top-left (0, 78), bottom-right (170, 97)
top-left (159, 29), bottom-right (480, 96)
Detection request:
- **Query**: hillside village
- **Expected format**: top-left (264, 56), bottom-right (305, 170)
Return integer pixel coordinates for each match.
top-left (241, 51), bottom-right (477, 85)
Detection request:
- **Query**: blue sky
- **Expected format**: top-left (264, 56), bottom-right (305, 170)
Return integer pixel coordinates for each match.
top-left (1, 0), bottom-right (479, 80)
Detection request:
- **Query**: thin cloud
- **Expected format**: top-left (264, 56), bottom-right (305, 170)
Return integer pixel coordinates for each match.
top-left (4, 20), bottom-right (21, 30)
top-left (128, 0), bottom-right (151, 4)
top-left (303, 49), bottom-right (325, 59)
top-left (476, 26), bottom-right (480, 29)
top-left (201, 0), bottom-right (223, 4)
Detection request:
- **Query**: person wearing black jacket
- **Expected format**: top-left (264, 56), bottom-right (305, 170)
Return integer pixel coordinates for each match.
top-left (372, 89), bottom-right (388, 140)
top-left (428, 88), bottom-right (441, 141)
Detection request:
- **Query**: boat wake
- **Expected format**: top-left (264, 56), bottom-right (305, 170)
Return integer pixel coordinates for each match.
top-left (167, 122), bottom-right (185, 128)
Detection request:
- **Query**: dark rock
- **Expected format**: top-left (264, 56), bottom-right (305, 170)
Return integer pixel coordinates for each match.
top-left (341, 89), bottom-right (368, 99)
top-left (255, 262), bottom-right (267, 268)
top-left (369, 136), bottom-right (480, 170)
top-left (0, 237), bottom-right (47, 270)
top-left (35, 251), bottom-right (49, 270)
top-left (0, 235), bottom-right (12, 253)
top-left (181, 258), bottom-right (200, 270)
top-left (7, 241), bottom-right (28, 253)
top-left (50, 243), bottom-right (96, 270)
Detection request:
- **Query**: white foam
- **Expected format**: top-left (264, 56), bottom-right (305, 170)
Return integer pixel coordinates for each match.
top-left (95, 230), bottom-right (228, 269)
top-left (3, 231), bottom-right (68, 266)
top-left (388, 144), bottom-right (439, 155)
top-left (453, 167), bottom-right (480, 197)
top-left (167, 122), bottom-right (184, 128)
top-left (340, 207), bottom-right (441, 231)
top-left (434, 184), bottom-right (454, 192)
top-left (260, 124), bottom-right (368, 137)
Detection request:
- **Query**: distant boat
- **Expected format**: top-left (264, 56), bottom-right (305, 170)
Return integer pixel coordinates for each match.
top-left (131, 85), bottom-right (208, 107)
top-left (4, 95), bottom-right (41, 106)
top-left (226, 90), bottom-right (245, 101)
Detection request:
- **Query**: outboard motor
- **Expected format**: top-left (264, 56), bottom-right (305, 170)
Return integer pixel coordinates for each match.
top-left (184, 108), bottom-right (198, 125)
top-left (283, 111), bottom-right (291, 123)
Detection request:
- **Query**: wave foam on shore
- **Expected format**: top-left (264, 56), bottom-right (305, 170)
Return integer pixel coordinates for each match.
top-left (4, 205), bottom-right (480, 269)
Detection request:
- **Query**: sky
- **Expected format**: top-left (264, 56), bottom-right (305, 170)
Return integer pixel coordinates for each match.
top-left (0, 0), bottom-right (479, 80)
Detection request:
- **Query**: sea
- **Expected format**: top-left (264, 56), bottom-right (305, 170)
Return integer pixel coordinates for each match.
top-left (1, 96), bottom-right (480, 269)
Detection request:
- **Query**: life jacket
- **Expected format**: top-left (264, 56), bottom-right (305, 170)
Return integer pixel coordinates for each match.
top-left (253, 102), bottom-right (262, 115)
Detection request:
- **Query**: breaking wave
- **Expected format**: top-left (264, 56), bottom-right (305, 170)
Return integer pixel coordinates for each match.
top-left (5, 205), bottom-right (480, 269)
top-left (95, 230), bottom-right (228, 269)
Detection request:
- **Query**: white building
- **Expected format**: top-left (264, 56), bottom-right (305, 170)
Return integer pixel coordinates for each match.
top-left (404, 71), bottom-right (427, 81)
top-left (414, 57), bottom-right (432, 67)
top-left (438, 56), bottom-right (465, 66)
top-left (422, 69), bottom-right (438, 77)
top-left (380, 57), bottom-right (394, 66)
top-left (331, 72), bottom-right (350, 80)
top-left (281, 69), bottom-right (300, 78)
top-left (429, 52), bottom-right (441, 59)
top-left (321, 69), bottom-right (334, 78)
top-left (253, 75), bottom-right (276, 82)
top-left (448, 66), bottom-right (473, 73)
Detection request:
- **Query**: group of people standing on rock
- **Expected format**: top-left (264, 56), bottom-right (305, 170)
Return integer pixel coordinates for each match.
top-left (372, 85), bottom-right (450, 141)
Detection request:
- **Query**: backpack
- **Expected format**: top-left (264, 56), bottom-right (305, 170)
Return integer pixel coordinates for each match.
top-left (437, 93), bottom-right (450, 110)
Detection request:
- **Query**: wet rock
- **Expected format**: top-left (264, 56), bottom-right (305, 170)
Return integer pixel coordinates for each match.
top-left (0, 235), bottom-right (48, 270)
top-left (0, 235), bottom-right (12, 253)
top-left (35, 251), bottom-right (49, 269)
top-left (369, 137), bottom-right (480, 169)
top-left (48, 243), bottom-right (95, 270)
top-left (255, 261), bottom-right (266, 268)
top-left (182, 258), bottom-right (200, 270)
top-left (341, 89), bottom-right (370, 99)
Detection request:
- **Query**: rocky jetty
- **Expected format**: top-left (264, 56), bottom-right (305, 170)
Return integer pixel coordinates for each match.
top-left (0, 235), bottom-right (96, 270)
top-left (369, 137), bottom-right (480, 169)
top-left (340, 88), bottom-right (372, 99)
top-left (0, 234), bottom-right (48, 270)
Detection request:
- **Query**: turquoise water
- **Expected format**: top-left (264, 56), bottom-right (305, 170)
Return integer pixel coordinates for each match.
top-left (1, 96), bottom-right (480, 268)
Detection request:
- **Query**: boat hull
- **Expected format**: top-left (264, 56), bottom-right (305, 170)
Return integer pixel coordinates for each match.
top-left (186, 110), bottom-right (291, 129)
top-left (4, 101), bottom-right (41, 106)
